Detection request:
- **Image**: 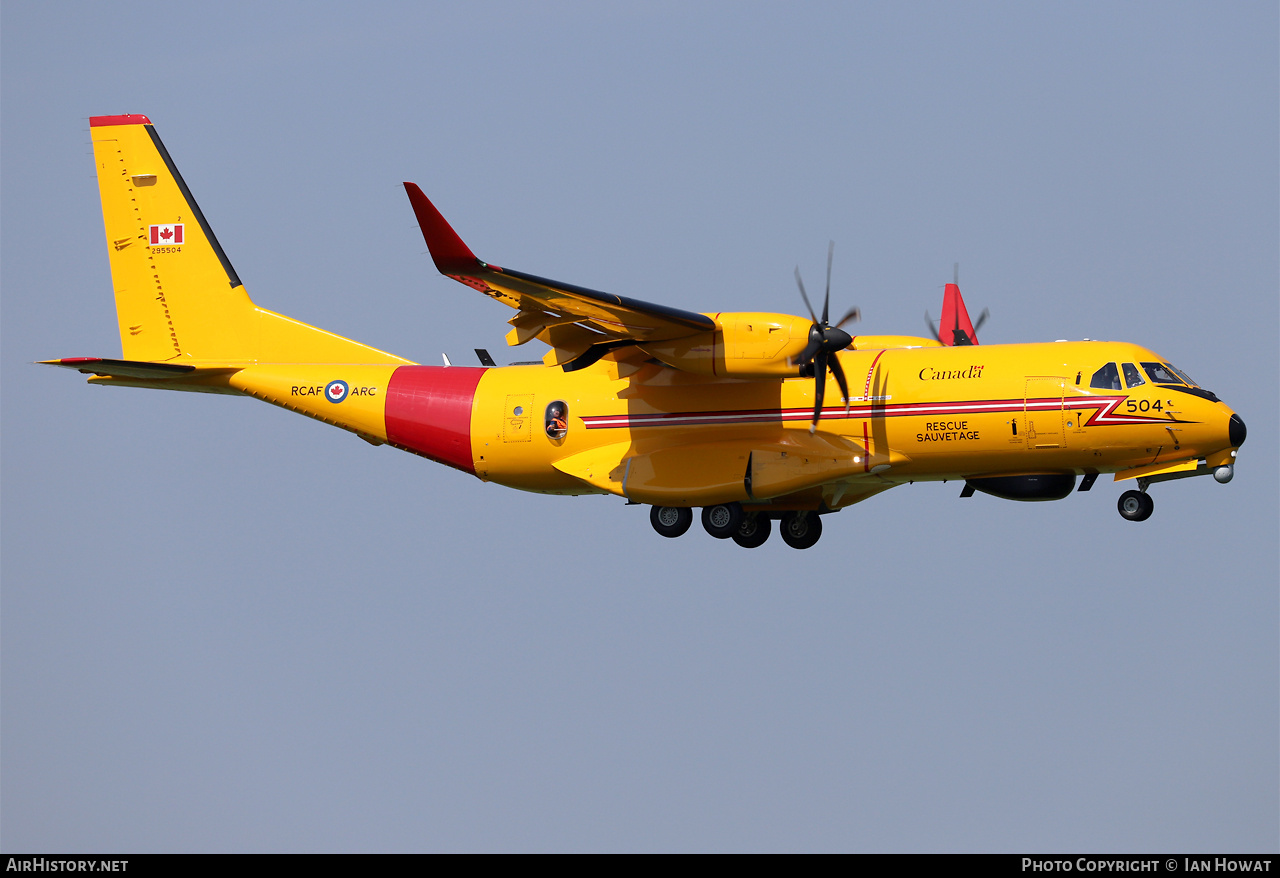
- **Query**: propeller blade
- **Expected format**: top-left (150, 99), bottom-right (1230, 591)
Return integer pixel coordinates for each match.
top-left (810, 350), bottom-right (828, 432)
top-left (822, 241), bottom-right (834, 324)
top-left (835, 306), bottom-right (861, 329)
top-left (794, 267), bottom-right (818, 324)
top-left (925, 311), bottom-right (941, 342)
top-left (829, 353), bottom-right (850, 411)
top-left (973, 307), bottom-right (990, 334)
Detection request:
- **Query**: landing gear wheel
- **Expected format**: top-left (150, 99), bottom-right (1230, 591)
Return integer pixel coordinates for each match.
top-left (780, 511), bottom-right (823, 549)
top-left (1117, 490), bottom-right (1154, 522)
top-left (650, 505), bottom-right (692, 538)
top-left (731, 514), bottom-right (771, 548)
top-left (701, 502), bottom-right (744, 539)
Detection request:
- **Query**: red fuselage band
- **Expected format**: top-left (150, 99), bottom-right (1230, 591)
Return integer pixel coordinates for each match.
top-left (384, 366), bottom-right (485, 473)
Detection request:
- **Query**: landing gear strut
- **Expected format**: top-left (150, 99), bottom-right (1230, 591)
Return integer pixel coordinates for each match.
top-left (780, 511), bottom-right (823, 549)
top-left (1117, 490), bottom-right (1154, 522)
top-left (650, 505), bottom-right (692, 538)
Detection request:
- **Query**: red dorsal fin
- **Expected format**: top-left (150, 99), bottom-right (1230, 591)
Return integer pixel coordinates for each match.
top-left (938, 282), bottom-right (979, 346)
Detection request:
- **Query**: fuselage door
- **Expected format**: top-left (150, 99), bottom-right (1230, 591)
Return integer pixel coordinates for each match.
top-left (503, 394), bottom-right (534, 442)
top-left (1023, 377), bottom-right (1065, 449)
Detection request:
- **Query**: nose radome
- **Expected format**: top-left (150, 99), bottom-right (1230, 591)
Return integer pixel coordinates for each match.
top-left (1229, 413), bottom-right (1247, 448)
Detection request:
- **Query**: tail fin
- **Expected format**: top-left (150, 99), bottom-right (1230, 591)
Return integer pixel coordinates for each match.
top-left (89, 115), bottom-right (408, 365)
top-left (937, 281), bottom-right (980, 346)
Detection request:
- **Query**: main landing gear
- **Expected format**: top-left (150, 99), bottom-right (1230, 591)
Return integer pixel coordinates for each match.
top-left (732, 513), bottom-right (771, 549)
top-left (1117, 489), bottom-right (1154, 522)
top-left (701, 502), bottom-right (744, 539)
top-left (648, 503), bottom-right (824, 549)
top-left (779, 510), bottom-right (822, 549)
top-left (650, 504), bottom-right (693, 538)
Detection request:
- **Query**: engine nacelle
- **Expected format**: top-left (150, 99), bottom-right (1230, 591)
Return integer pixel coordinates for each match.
top-left (965, 474), bottom-right (1076, 501)
top-left (637, 318), bottom-right (944, 379)
top-left (638, 313), bottom-right (811, 378)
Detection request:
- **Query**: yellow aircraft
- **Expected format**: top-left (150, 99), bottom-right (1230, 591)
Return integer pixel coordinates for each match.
top-left (46, 115), bottom-right (1247, 549)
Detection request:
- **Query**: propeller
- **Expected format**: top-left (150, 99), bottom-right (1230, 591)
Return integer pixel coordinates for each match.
top-left (792, 242), bottom-right (860, 433)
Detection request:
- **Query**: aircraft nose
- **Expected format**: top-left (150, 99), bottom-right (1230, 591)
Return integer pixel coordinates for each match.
top-left (1229, 413), bottom-right (1247, 448)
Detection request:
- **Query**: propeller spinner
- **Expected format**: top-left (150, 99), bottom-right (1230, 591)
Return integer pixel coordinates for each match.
top-left (792, 242), bottom-right (860, 433)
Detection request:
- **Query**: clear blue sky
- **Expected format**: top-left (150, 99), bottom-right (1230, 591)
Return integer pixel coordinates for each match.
top-left (3, 0), bottom-right (1276, 852)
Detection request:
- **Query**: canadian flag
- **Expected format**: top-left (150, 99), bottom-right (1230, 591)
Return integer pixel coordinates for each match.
top-left (149, 224), bottom-right (184, 245)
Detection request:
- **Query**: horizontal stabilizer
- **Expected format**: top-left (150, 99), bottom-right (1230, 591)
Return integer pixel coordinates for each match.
top-left (40, 357), bottom-right (239, 380)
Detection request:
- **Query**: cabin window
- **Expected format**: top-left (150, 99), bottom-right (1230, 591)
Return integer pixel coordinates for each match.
top-left (1090, 363), bottom-right (1121, 390)
top-left (545, 400), bottom-right (568, 440)
top-left (1141, 362), bottom-right (1184, 385)
top-left (1121, 363), bottom-right (1146, 388)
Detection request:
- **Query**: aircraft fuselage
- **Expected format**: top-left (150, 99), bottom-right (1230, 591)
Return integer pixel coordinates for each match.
top-left (109, 338), bottom-right (1240, 513)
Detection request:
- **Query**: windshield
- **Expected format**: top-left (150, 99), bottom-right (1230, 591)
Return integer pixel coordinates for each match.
top-left (1164, 364), bottom-right (1200, 387)
top-left (1122, 363), bottom-right (1146, 388)
top-left (1141, 362), bottom-right (1186, 385)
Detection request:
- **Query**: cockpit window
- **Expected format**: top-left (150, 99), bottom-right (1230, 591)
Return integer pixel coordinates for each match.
top-left (1121, 363), bottom-right (1146, 388)
top-left (1141, 362), bottom-right (1185, 385)
top-left (1090, 363), bottom-right (1121, 390)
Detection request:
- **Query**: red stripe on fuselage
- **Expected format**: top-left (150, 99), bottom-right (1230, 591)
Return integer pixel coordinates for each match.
top-left (578, 395), bottom-right (1187, 430)
top-left (384, 366), bottom-right (486, 473)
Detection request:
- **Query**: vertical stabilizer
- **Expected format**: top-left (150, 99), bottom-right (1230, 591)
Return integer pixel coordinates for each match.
top-left (89, 115), bottom-right (409, 365)
top-left (938, 281), bottom-right (980, 346)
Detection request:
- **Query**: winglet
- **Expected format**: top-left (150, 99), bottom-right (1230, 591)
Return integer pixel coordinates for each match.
top-left (403, 183), bottom-right (484, 276)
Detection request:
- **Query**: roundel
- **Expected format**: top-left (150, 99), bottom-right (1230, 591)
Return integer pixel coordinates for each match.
top-left (324, 380), bottom-right (349, 403)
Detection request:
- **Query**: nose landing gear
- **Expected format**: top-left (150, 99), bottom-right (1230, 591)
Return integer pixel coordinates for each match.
top-left (1117, 490), bottom-right (1154, 522)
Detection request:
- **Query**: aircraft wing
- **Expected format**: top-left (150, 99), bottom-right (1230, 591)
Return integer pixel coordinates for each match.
top-left (404, 184), bottom-right (714, 367)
